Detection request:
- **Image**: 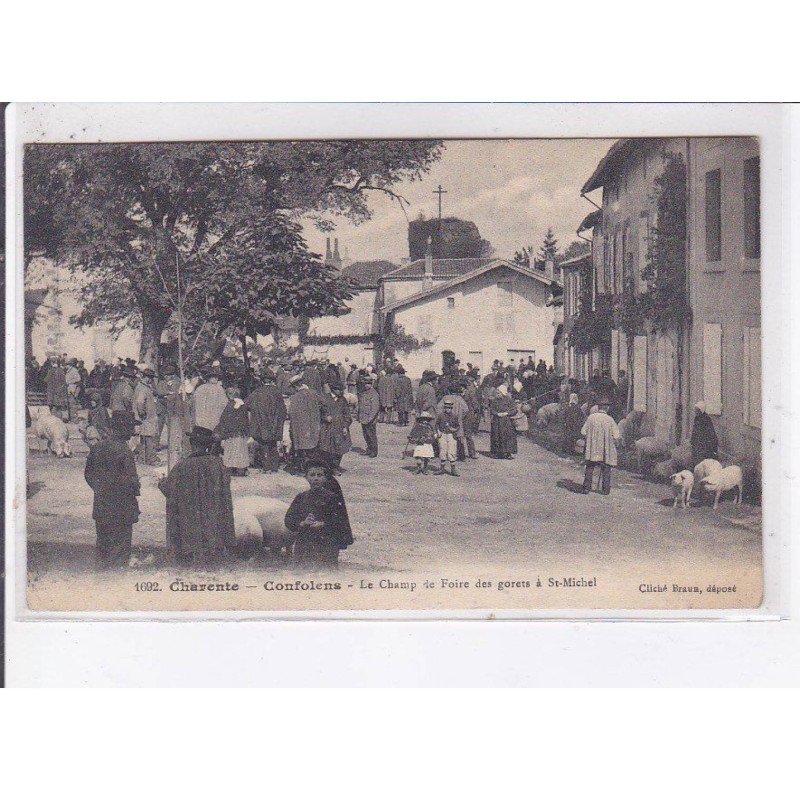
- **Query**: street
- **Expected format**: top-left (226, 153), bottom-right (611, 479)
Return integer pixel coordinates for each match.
top-left (25, 421), bottom-right (763, 612)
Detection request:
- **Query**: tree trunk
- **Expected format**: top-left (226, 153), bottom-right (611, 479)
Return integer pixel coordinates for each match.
top-left (139, 303), bottom-right (172, 368)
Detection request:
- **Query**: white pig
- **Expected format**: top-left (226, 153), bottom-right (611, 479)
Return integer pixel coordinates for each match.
top-left (233, 496), bottom-right (294, 557)
top-left (699, 465), bottom-right (743, 510)
top-left (670, 470), bottom-right (694, 508)
top-left (31, 410), bottom-right (72, 457)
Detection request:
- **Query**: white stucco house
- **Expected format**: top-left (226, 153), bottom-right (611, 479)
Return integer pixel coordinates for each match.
top-left (379, 251), bottom-right (562, 377)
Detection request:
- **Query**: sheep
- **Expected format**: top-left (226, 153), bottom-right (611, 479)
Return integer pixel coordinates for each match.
top-left (233, 496), bottom-right (294, 559)
top-left (536, 402), bottom-right (562, 429)
top-left (669, 442), bottom-right (693, 472)
top-left (693, 458), bottom-right (722, 484)
top-left (31, 409), bottom-right (72, 457)
top-left (699, 465), bottom-right (743, 510)
top-left (634, 436), bottom-right (671, 473)
top-left (670, 470), bottom-right (694, 508)
top-left (653, 459), bottom-right (675, 481)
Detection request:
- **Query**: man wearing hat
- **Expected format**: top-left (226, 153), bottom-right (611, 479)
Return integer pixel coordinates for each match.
top-left (579, 396), bottom-right (622, 495)
top-left (192, 364), bottom-right (228, 431)
top-left (244, 368), bottom-right (288, 473)
top-left (357, 374), bottom-right (381, 457)
top-left (133, 367), bottom-right (160, 465)
top-left (84, 411), bottom-right (141, 569)
top-left (155, 363), bottom-right (191, 471)
top-left (436, 382), bottom-right (476, 461)
top-left (393, 365), bottom-right (414, 427)
top-left (287, 373), bottom-right (323, 472)
top-left (159, 425), bottom-right (235, 564)
top-left (110, 362), bottom-right (137, 413)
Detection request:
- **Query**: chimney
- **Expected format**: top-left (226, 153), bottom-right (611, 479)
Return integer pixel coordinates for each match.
top-left (545, 259), bottom-right (554, 281)
top-left (325, 238), bottom-right (332, 264)
top-left (424, 236), bottom-right (434, 286)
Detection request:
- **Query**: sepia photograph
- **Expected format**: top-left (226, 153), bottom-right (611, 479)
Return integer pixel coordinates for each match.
top-left (18, 126), bottom-right (764, 613)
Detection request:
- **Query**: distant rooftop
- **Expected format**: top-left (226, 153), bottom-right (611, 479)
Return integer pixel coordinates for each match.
top-left (382, 257), bottom-right (496, 281)
top-left (340, 260), bottom-right (399, 288)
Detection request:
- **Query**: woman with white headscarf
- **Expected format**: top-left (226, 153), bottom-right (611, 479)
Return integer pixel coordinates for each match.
top-left (490, 383), bottom-right (518, 459)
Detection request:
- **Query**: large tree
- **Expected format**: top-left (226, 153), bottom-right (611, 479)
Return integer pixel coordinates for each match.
top-left (24, 140), bottom-right (443, 364)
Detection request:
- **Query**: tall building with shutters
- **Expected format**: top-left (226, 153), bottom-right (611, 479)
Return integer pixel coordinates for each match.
top-left (686, 137), bottom-right (761, 469)
top-left (579, 137), bottom-right (761, 469)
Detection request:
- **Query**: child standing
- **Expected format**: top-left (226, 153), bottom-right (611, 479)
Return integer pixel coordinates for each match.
top-left (407, 410), bottom-right (437, 474)
top-left (436, 399), bottom-right (461, 477)
top-left (284, 459), bottom-right (353, 568)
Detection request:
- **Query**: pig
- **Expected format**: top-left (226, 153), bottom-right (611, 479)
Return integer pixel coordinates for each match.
top-left (634, 436), bottom-right (671, 473)
top-left (536, 402), bottom-right (562, 429)
top-left (233, 496), bottom-right (294, 559)
top-left (31, 409), bottom-right (72, 457)
top-left (670, 470), bottom-right (694, 508)
top-left (693, 458), bottom-right (722, 484)
top-left (699, 465), bottom-right (743, 510)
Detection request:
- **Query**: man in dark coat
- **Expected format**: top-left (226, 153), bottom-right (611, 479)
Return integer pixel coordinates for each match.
top-left (158, 425), bottom-right (236, 564)
top-left (288, 374), bottom-right (323, 472)
top-left (46, 359), bottom-right (69, 420)
top-left (302, 361), bottom-right (324, 394)
top-left (690, 401), bottom-right (719, 464)
top-left (245, 369), bottom-right (288, 473)
top-left (393, 366), bottom-right (414, 426)
top-left (84, 411), bottom-right (141, 569)
top-left (357, 375), bottom-right (381, 457)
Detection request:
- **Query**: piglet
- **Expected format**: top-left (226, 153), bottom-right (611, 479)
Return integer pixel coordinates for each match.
top-left (670, 470), bottom-right (694, 508)
top-left (693, 458), bottom-right (722, 483)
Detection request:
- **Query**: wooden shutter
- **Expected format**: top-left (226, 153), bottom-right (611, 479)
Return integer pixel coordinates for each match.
top-left (703, 323), bottom-right (723, 415)
top-left (743, 326), bottom-right (761, 427)
top-left (633, 335), bottom-right (648, 412)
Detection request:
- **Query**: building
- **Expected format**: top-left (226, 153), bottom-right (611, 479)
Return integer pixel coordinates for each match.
top-left (379, 241), bottom-right (561, 377)
top-left (303, 251), bottom-right (398, 366)
top-left (578, 137), bottom-right (761, 467)
top-left (686, 137), bottom-right (761, 468)
top-left (560, 250), bottom-right (592, 380)
top-left (24, 257), bottom-right (140, 367)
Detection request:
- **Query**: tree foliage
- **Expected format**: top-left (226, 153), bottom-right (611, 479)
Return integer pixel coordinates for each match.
top-left (538, 227), bottom-right (559, 262)
top-left (408, 216), bottom-right (492, 260)
top-left (24, 140), bottom-right (443, 364)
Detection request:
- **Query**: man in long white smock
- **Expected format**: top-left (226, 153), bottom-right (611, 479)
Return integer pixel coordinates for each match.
top-left (579, 397), bottom-right (621, 495)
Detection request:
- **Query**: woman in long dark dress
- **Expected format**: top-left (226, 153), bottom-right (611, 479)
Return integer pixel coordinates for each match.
top-left (490, 384), bottom-right (518, 459)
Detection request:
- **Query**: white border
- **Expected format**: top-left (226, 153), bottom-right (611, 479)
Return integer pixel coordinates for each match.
top-left (5, 103), bottom-right (796, 684)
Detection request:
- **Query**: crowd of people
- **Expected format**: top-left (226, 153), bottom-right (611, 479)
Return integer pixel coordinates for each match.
top-left (32, 346), bottom-right (719, 571)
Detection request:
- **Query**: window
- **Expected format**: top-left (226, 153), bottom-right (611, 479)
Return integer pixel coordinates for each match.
top-left (744, 156), bottom-right (761, 259)
top-left (497, 281), bottom-right (513, 307)
top-left (447, 296), bottom-right (455, 309)
top-left (702, 323), bottom-right (723, 415)
top-left (743, 326), bottom-right (761, 427)
top-left (705, 169), bottom-right (722, 262)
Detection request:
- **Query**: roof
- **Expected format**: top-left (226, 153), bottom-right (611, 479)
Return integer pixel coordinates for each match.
top-left (382, 257), bottom-right (496, 282)
top-left (577, 209), bottom-right (602, 234)
top-left (558, 253), bottom-right (592, 272)
top-left (382, 259), bottom-right (559, 313)
top-left (340, 260), bottom-right (399, 288)
top-left (581, 139), bottom-right (643, 194)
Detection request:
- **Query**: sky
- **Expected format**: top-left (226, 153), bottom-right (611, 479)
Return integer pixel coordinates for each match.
top-left (301, 138), bottom-right (614, 264)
